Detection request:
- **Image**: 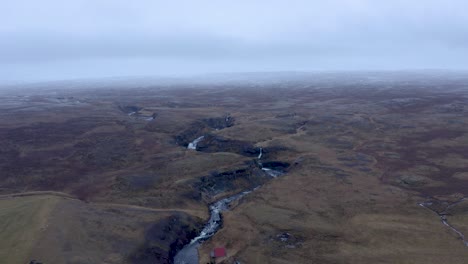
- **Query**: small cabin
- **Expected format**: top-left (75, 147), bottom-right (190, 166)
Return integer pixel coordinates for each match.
top-left (211, 247), bottom-right (227, 258)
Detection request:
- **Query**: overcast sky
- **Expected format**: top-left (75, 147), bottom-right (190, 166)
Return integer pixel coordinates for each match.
top-left (1, 0), bottom-right (468, 82)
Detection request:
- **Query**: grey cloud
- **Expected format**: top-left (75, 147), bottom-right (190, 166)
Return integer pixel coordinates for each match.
top-left (1, 0), bottom-right (468, 82)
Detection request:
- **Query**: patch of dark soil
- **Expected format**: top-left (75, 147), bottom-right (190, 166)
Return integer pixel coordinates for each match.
top-left (419, 182), bottom-right (468, 197)
top-left (325, 137), bottom-right (354, 150)
top-left (309, 165), bottom-right (350, 180)
top-left (435, 102), bottom-right (466, 113)
top-left (114, 174), bottom-right (158, 192)
top-left (71, 132), bottom-right (141, 169)
top-left (382, 95), bottom-right (458, 113)
top-left (119, 105), bottom-right (142, 114)
top-left (400, 129), bottom-right (465, 145)
top-left (275, 112), bottom-right (298, 118)
top-left (0, 147), bottom-right (88, 193)
top-left (447, 146), bottom-right (468, 159)
top-left (337, 153), bottom-right (373, 168)
top-left (0, 141), bottom-right (19, 164)
top-left (370, 140), bottom-right (468, 196)
top-left (0, 117), bottom-right (112, 147)
top-left (181, 188), bottom-right (203, 202)
top-left (129, 213), bottom-right (203, 264)
top-left (0, 129), bottom-right (142, 195)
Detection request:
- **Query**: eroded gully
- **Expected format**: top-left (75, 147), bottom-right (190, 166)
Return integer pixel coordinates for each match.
top-left (174, 144), bottom-right (284, 263)
top-left (419, 198), bottom-right (468, 247)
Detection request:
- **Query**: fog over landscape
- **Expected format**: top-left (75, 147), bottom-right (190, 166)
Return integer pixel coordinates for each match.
top-left (2, 0), bottom-right (468, 83)
top-left (4, 2), bottom-right (468, 264)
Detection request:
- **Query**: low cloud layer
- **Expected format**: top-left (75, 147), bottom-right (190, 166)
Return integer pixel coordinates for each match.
top-left (1, 0), bottom-right (468, 82)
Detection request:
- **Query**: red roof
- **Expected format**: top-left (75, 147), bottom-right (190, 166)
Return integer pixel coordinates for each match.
top-left (213, 247), bottom-right (226, 258)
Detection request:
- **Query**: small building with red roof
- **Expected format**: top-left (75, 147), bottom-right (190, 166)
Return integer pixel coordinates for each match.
top-left (211, 247), bottom-right (227, 258)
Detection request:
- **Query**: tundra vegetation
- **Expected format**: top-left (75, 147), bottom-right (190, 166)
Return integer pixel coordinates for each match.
top-left (1, 72), bottom-right (468, 263)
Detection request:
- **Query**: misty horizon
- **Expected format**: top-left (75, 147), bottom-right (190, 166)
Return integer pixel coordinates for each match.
top-left (2, 0), bottom-right (468, 83)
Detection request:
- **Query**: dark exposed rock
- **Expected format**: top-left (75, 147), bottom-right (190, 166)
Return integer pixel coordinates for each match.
top-left (195, 163), bottom-right (268, 197)
top-left (129, 214), bottom-right (203, 264)
top-left (260, 161), bottom-right (290, 171)
top-left (398, 174), bottom-right (430, 187)
top-left (258, 145), bottom-right (290, 160)
top-left (203, 115), bottom-right (234, 129)
top-left (242, 146), bottom-right (261, 156)
top-left (175, 123), bottom-right (206, 146)
top-left (268, 232), bottom-right (304, 249)
top-left (175, 115), bottom-right (234, 146)
top-left (195, 134), bottom-right (259, 157)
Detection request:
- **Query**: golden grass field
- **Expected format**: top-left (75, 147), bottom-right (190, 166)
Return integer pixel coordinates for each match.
top-left (0, 195), bottom-right (59, 264)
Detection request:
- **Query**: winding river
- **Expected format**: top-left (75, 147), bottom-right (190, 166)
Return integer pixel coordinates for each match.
top-left (174, 144), bottom-right (284, 263)
top-left (173, 190), bottom-right (252, 264)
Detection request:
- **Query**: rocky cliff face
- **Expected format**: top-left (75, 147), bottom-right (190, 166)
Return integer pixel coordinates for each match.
top-left (129, 213), bottom-right (203, 264)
